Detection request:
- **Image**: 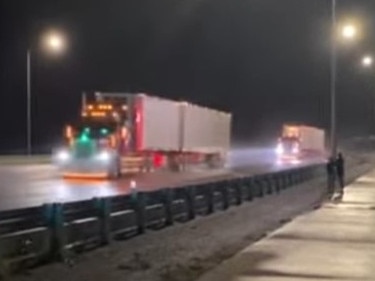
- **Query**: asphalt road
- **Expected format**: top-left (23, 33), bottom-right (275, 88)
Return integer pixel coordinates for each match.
top-left (0, 148), bottom-right (324, 211)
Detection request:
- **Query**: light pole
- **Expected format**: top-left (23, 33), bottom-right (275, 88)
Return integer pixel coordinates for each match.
top-left (330, 0), bottom-right (337, 158)
top-left (330, 0), bottom-right (358, 157)
top-left (360, 55), bottom-right (374, 135)
top-left (26, 31), bottom-right (66, 155)
top-left (27, 50), bottom-right (31, 156)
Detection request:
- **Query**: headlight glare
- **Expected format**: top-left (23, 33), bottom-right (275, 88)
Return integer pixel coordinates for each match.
top-left (292, 145), bottom-right (300, 154)
top-left (56, 150), bottom-right (70, 161)
top-left (97, 151), bottom-right (111, 161)
top-left (276, 144), bottom-right (284, 155)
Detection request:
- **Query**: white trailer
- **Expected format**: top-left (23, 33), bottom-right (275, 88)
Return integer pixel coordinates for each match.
top-left (181, 102), bottom-right (231, 166)
top-left (140, 95), bottom-right (181, 151)
top-left (55, 92), bottom-right (232, 178)
top-left (276, 124), bottom-right (326, 160)
top-left (297, 126), bottom-right (325, 153)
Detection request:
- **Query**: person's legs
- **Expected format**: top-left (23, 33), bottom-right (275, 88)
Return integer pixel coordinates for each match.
top-left (327, 174), bottom-right (335, 195)
top-left (338, 175), bottom-right (344, 195)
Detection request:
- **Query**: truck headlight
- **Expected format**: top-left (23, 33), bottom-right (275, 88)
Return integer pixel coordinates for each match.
top-left (56, 150), bottom-right (70, 162)
top-left (96, 151), bottom-right (111, 162)
top-left (276, 144), bottom-right (284, 155)
top-left (292, 146), bottom-right (300, 154)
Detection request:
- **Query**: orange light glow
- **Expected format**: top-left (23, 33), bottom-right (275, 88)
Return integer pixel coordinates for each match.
top-left (65, 125), bottom-right (73, 139)
top-left (121, 127), bottom-right (128, 139)
top-left (98, 104), bottom-right (112, 110)
top-left (110, 135), bottom-right (116, 148)
top-left (283, 126), bottom-right (299, 138)
top-left (62, 172), bottom-right (109, 179)
top-left (90, 111), bottom-right (106, 117)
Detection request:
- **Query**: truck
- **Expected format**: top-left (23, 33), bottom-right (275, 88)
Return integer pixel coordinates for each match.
top-left (275, 124), bottom-right (325, 161)
top-left (53, 92), bottom-right (232, 178)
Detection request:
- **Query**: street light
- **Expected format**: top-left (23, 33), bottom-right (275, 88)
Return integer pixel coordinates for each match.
top-left (43, 32), bottom-right (66, 53)
top-left (362, 55), bottom-right (373, 68)
top-left (341, 24), bottom-right (357, 40)
top-left (330, 1), bottom-right (360, 157)
top-left (27, 31), bottom-right (66, 155)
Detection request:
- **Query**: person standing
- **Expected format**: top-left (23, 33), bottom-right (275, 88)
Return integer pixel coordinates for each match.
top-left (336, 153), bottom-right (345, 195)
top-left (326, 157), bottom-right (336, 196)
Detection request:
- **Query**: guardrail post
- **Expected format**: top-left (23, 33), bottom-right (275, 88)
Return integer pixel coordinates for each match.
top-left (309, 167), bottom-right (314, 179)
top-left (245, 177), bottom-right (254, 201)
top-left (281, 173), bottom-right (288, 190)
top-left (254, 177), bottom-right (264, 198)
top-left (234, 179), bottom-right (243, 205)
top-left (45, 203), bottom-right (66, 261)
top-left (280, 173), bottom-right (286, 191)
top-left (206, 184), bottom-right (215, 214)
top-left (95, 198), bottom-right (111, 245)
top-left (186, 186), bottom-right (196, 220)
top-left (273, 174), bottom-right (280, 193)
top-left (294, 171), bottom-right (300, 184)
top-left (0, 237), bottom-right (11, 279)
top-left (162, 189), bottom-right (174, 226)
top-left (295, 171), bottom-right (301, 184)
top-left (285, 172), bottom-right (293, 189)
top-left (301, 168), bottom-right (307, 183)
top-left (134, 192), bottom-right (146, 234)
top-left (221, 181), bottom-right (230, 210)
top-left (265, 176), bottom-right (277, 195)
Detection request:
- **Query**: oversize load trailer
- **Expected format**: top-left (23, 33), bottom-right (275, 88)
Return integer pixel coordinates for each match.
top-left (54, 93), bottom-right (232, 178)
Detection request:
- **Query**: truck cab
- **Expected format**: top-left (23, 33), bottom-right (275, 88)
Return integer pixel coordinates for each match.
top-left (276, 136), bottom-right (300, 160)
top-left (275, 124), bottom-right (325, 162)
top-left (54, 127), bottom-right (120, 178)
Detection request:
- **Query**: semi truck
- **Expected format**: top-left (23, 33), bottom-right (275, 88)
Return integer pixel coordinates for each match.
top-left (53, 92), bottom-right (232, 178)
top-left (275, 124), bottom-right (325, 161)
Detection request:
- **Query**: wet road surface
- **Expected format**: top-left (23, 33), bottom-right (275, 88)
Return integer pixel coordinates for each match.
top-left (0, 148), bottom-right (324, 210)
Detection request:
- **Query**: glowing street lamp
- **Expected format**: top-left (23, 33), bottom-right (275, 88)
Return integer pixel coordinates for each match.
top-left (43, 32), bottom-right (66, 53)
top-left (341, 24), bottom-right (357, 40)
top-left (362, 55), bottom-right (373, 68)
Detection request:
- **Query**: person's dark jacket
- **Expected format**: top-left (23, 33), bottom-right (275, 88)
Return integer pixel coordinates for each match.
top-left (326, 159), bottom-right (335, 175)
top-left (336, 155), bottom-right (345, 176)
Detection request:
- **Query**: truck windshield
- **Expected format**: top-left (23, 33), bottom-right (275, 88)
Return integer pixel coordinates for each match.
top-left (74, 121), bottom-right (117, 140)
top-left (281, 137), bottom-right (299, 151)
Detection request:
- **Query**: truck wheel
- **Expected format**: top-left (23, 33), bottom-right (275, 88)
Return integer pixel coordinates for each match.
top-left (206, 154), bottom-right (224, 169)
top-left (206, 155), bottom-right (216, 169)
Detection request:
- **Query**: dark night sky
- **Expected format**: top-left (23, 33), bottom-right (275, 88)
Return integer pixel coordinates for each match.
top-left (1, 0), bottom-right (375, 153)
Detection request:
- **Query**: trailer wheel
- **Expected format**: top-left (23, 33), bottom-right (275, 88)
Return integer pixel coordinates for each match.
top-left (167, 154), bottom-right (181, 172)
top-left (206, 154), bottom-right (225, 169)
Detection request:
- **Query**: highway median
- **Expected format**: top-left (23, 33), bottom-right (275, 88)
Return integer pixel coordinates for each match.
top-left (0, 155), bottom-right (50, 166)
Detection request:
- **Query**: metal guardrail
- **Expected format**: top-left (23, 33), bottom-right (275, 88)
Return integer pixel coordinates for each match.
top-left (0, 164), bottom-right (324, 275)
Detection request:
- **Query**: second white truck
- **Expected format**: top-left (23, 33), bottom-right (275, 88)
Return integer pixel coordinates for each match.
top-left (276, 124), bottom-right (325, 161)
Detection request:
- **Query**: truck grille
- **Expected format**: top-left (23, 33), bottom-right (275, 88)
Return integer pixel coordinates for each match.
top-left (73, 141), bottom-right (95, 158)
